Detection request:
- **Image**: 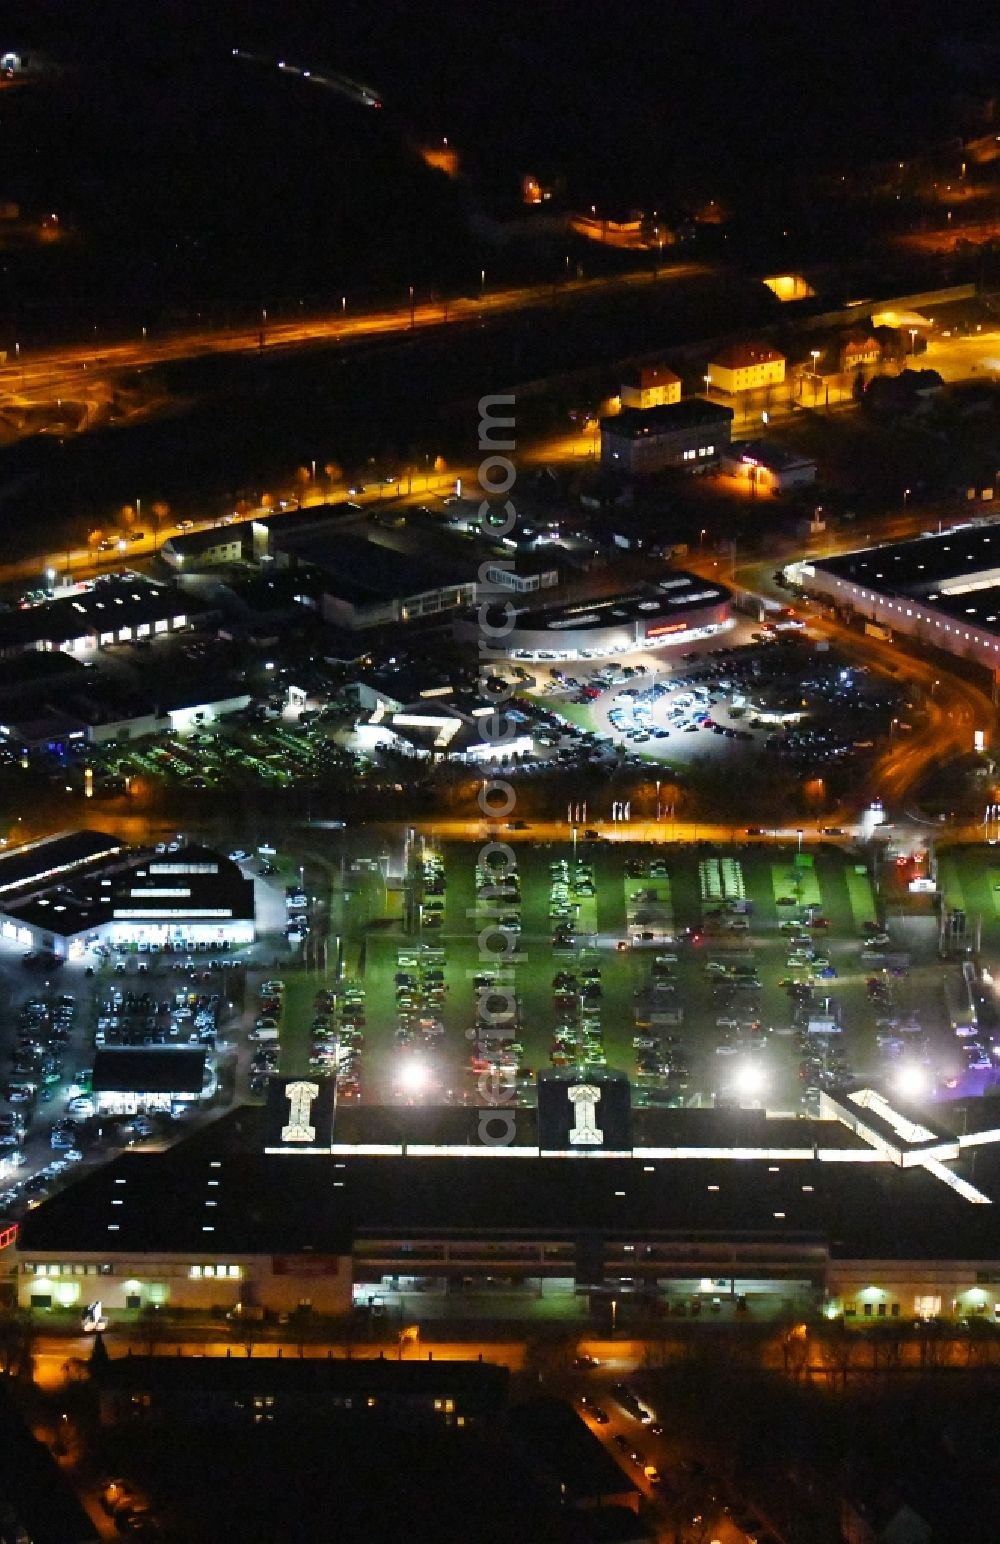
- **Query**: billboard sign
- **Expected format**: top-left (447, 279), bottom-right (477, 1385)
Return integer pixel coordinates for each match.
top-left (536, 1068), bottom-right (632, 1152)
top-left (265, 1075), bottom-right (335, 1150)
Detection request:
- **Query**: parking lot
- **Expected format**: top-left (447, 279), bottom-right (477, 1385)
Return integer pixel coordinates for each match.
top-left (521, 631), bottom-right (906, 775)
top-left (88, 706), bottom-right (362, 793)
top-left (0, 816), bottom-right (985, 1209)
top-left (0, 841), bottom-right (330, 1230)
top-left (260, 832), bottom-right (963, 1118)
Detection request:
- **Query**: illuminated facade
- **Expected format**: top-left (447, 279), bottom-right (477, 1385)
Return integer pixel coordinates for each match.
top-left (792, 523), bottom-right (1000, 679)
top-left (707, 342), bottom-right (785, 395)
top-left (719, 439), bottom-right (817, 494)
top-left (600, 398), bottom-right (733, 476)
top-left (455, 577), bottom-right (732, 661)
top-left (620, 365), bottom-right (681, 411)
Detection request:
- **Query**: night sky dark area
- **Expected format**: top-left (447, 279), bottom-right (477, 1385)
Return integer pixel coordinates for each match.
top-left (4, 0), bottom-right (1000, 317)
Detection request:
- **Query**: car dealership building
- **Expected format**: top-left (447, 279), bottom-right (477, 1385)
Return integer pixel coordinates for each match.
top-left (0, 832), bottom-right (255, 958)
top-left (455, 575), bottom-right (732, 661)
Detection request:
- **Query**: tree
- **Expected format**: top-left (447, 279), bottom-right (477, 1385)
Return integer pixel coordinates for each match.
top-left (962, 1315), bottom-right (997, 1367)
top-left (138, 1303), bottom-right (161, 1357)
top-left (818, 1318), bottom-right (855, 1388)
top-left (781, 1320), bottom-right (810, 1382)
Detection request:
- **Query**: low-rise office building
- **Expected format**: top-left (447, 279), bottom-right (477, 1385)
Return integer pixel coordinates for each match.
top-left (93, 1352), bottom-right (508, 1431)
top-left (600, 398), bottom-right (733, 476)
top-left (161, 527), bottom-right (249, 568)
top-left (91, 1048), bottom-right (210, 1117)
top-left (720, 439), bottom-right (818, 493)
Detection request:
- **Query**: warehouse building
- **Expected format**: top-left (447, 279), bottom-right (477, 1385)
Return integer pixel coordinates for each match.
top-left (790, 521), bottom-right (1000, 678)
top-left (0, 579), bottom-right (210, 660)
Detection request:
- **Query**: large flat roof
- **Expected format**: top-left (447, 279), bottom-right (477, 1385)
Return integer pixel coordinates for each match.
top-left (511, 575), bottom-right (730, 633)
top-left (600, 397), bottom-right (734, 440)
top-left (284, 532), bottom-right (471, 606)
top-left (16, 1106), bottom-right (1000, 1262)
top-left (2, 844), bottom-right (253, 938)
top-left (813, 521), bottom-right (1000, 638)
top-left (816, 521), bottom-right (1000, 596)
top-left (0, 579), bottom-right (205, 650)
top-left (508, 1398), bottom-right (638, 1503)
top-left (0, 830), bottom-right (126, 901)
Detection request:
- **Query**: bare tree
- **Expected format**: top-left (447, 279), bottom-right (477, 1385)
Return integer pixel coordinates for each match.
top-left (818, 1320), bottom-right (855, 1389)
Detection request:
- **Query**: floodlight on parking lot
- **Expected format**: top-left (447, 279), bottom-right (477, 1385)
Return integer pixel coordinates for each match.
top-left (398, 1058), bottom-right (429, 1097)
top-left (735, 1060), bottom-right (766, 1101)
top-left (894, 1063), bottom-right (929, 1101)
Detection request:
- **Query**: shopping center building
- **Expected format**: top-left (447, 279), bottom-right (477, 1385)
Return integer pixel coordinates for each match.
top-left (10, 1082), bottom-right (1000, 1324)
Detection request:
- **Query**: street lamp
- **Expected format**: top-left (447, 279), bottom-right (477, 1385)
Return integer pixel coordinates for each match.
top-left (810, 349), bottom-right (820, 375)
top-left (610, 1297), bottom-right (617, 1335)
top-left (796, 827), bottom-right (804, 853)
top-left (903, 488), bottom-right (911, 509)
top-left (703, 373), bottom-right (712, 392)
top-left (699, 528), bottom-right (707, 550)
top-left (909, 327), bottom-right (917, 354)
